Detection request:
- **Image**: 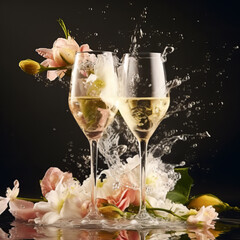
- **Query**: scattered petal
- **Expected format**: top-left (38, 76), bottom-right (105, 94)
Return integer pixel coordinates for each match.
top-left (9, 199), bottom-right (36, 221)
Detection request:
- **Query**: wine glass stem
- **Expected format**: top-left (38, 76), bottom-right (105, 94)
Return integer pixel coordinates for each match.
top-left (89, 139), bottom-right (98, 213)
top-left (138, 139), bottom-right (149, 214)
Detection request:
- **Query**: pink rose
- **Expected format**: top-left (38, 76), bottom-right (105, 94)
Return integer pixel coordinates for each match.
top-left (107, 188), bottom-right (140, 211)
top-left (40, 167), bottom-right (72, 196)
top-left (187, 206), bottom-right (218, 228)
top-left (36, 37), bottom-right (90, 81)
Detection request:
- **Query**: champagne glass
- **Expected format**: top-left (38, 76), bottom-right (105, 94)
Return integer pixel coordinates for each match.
top-left (118, 52), bottom-right (170, 225)
top-left (69, 51), bottom-right (118, 224)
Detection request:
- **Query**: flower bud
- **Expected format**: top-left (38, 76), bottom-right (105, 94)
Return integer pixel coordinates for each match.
top-left (19, 59), bottom-right (41, 75)
top-left (98, 205), bottom-right (124, 219)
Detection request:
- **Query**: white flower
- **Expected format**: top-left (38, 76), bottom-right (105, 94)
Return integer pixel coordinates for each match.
top-left (96, 170), bottom-right (116, 199)
top-left (0, 180), bottom-right (19, 215)
top-left (34, 178), bottom-right (90, 225)
top-left (187, 206), bottom-right (219, 228)
top-left (148, 197), bottom-right (190, 221)
top-left (111, 154), bottom-right (179, 202)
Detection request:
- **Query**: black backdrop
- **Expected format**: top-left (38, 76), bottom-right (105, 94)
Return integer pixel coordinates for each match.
top-left (0, 0), bottom-right (239, 208)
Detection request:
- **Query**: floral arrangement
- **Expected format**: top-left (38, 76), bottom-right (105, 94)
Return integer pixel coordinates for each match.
top-left (0, 162), bottom-right (238, 228)
top-left (0, 166), bottom-right (220, 225)
top-left (3, 19), bottom-right (237, 238)
top-left (19, 19), bottom-right (90, 81)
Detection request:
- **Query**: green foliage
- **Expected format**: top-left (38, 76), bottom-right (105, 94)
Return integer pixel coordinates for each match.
top-left (166, 168), bottom-right (193, 204)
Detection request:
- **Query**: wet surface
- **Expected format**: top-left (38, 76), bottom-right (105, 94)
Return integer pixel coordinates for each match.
top-left (0, 213), bottom-right (239, 239)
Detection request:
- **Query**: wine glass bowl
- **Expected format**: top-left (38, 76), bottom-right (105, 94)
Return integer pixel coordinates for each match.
top-left (118, 52), bottom-right (170, 226)
top-left (69, 51), bottom-right (118, 141)
top-left (68, 51), bottom-right (118, 225)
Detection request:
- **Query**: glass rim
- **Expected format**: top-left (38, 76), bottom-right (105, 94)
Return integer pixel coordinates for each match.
top-left (76, 50), bottom-right (116, 54)
top-left (123, 52), bottom-right (163, 56)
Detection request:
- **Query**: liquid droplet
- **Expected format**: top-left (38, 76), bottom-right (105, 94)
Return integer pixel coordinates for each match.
top-left (161, 46), bottom-right (175, 62)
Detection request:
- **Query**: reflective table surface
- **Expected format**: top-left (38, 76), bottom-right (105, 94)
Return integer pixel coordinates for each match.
top-left (0, 212), bottom-right (239, 239)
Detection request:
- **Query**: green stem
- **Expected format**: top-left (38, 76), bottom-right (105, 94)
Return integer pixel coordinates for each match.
top-left (39, 65), bottom-right (70, 73)
top-left (227, 205), bottom-right (240, 212)
top-left (17, 197), bottom-right (46, 203)
top-left (147, 207), bottom-right (187, 221)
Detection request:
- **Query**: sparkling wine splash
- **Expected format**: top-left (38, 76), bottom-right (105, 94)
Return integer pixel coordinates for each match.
top-left (129, 7), bottom-right (148, 55)
top-left (161, 46), bottom-right (175, 62)
top-left (60, 4), bottom-right (238, 198)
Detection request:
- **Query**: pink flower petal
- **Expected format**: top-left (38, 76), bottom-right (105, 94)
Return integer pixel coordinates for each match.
top-left (36, 48), bottom-right (53, 60)
top-left (53, 38), bottom-right (69, 48)
top-left (40, 167), bottom-right (72, 196)
top-left (0, 197), bottom-right (9, 215)
top-left (53, 37), bottom-right (79, 50)
top-left (117, 198), bottom-right (130, 211)
top-left (47, 70), bottom-right (59, 81)
top-left (79, 44), bottom-right (91, 52)
top-left (115, 189), bottom-right (138, 211)
top-left (9, 199), bottom-right (36, 221)
top-left (117, 230), bottom-right (140, 240)
top-left (0, 228), bottom-right (8, 239)
top-left (187, 206), bottom-right (218, 228)
top-left (9, 221), bottom-right (41, 239)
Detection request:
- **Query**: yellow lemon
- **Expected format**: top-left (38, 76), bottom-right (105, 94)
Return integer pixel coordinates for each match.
top-left (187, 194), bottom-right (227, 212)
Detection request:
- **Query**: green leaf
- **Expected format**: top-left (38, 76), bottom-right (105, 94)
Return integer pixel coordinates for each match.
top-left (57, 18), bottom-right (70, 39)
top-left (166, 168), bottom-right (193, 204)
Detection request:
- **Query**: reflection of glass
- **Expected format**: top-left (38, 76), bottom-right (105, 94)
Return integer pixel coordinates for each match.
top-left (1, 221), bottom-right (142, 239)
top-left (118, 53), bottom-right (170, 225)
top-left (69, 51), bottom-right (118, 223)
top-left (1, 219), bottom-right (236, 239)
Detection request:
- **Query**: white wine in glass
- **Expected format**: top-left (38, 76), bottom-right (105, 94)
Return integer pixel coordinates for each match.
top-left (69, 51), bottom-right (118, 224)
top-left (118, 52), bottom-right (170, 226)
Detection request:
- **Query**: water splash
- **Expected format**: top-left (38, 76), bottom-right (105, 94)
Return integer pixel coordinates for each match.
top-left (97, 105), bottom-right (211, 201)
top-left (129, 24), bottom-right (145, 55)
top-left (161, 46), bottom-right (175, 62)
top-left (59, 4), bottom-right (234, 197)
top-left (129, 7), bottom-right (148, 55)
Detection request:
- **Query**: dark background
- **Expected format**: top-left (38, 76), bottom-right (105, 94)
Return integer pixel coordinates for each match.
top-left (0, 0), bottom-right (239, 211)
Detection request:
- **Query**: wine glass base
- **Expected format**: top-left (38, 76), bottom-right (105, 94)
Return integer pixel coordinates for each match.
top-left (80, 210), bottom-right (104, 226)
top-left (130, 210), bottom-right (160, 228)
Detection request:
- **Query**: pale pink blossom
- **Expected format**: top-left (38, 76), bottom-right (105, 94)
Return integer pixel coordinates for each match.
top-left (40, 167), bottom-right (72, 196)
top-left (96, 166), bottom-right (140, 211)
top-left (187, 206), bottom-right (218, 228)
top-left (36, 37), bottom-right (90, 81)
top-left (0, 180), bottom-right (36, 221)
top-left (107, 188), bottom-right (140, 211)
top-left (0, 180), bottom-right (19, 214)
top-left (9, 199), bottom-right (36, 221)
top-left (35, 177), bottom-right (90, 225)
